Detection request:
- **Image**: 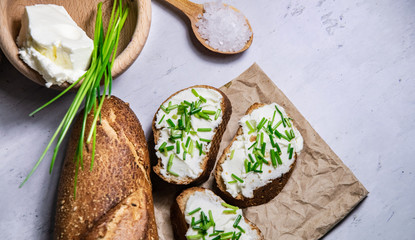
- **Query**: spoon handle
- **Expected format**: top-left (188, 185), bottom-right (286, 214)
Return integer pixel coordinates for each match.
top-left (164, 0), bottom-right (203, 20)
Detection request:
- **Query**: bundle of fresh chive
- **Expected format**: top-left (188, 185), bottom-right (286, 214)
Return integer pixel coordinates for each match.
top-left (157, 88), bottom-right (221, 177)
top-left (186, 202), bottom-right (245, 240)
top-left (21, 0), bottom-right (129, 197)
top-left (228, 104), bottom-right (297, 185)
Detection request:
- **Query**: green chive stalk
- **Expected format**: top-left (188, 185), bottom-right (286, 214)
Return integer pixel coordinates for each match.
top-left (20, 0), bottom-right (129, 198)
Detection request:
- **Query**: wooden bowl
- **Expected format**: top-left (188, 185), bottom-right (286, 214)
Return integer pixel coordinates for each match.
top-left (0, 0), bottom-right (151, 90)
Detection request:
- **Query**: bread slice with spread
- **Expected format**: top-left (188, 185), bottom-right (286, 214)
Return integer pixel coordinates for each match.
top-left (171, 187), bottom-right (264, 240)
top-left (214, 103), bottom-right (303, 207)
top-left (152, 85), bottom-right (231, 185)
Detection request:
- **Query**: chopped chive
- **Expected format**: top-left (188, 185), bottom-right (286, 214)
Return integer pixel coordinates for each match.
top-left (188, 207), bottom-right (201, 215)
top-left (248, 162), bottom-right (252, 172)
top-left (167, 154), bottom-right (179, 176)
top-left (274, 129), bottom-right (282, 139)
top-left (228, 180), bottom-right (237, 184)
top-left (269, 134), bottom-right (276, 148)
top-left (248, 153), bottom-right (255, 163)
top-left (197, 128), bottom-right (212, 132)
top-left (198, 112), bottom-right (211, 120)
top-left (289, 147), bottom-right (294, 159)
top-left (167, 104), bottom-right (178, 111)
top-left (275, 141), bottom-right (281, 153)
top-left (202, 110), bottom-right (216, 115)
top-left (160, 105), bottom-right (169, 114)
top-left (290, 129), bottom-right (295, 138)
top-left (236, 226), bottom-right (245, 233)
top-left (199, 95), bottom-right (207, 103)
top-left (221, 202), bottom-right (239, 210)
top-left (185, 137), bottom-right (191, 147)
top-left (260, 155), bottom-right (269, 165)
top-left (261, 142), bottom-right (266, 155)
top-left (260, 132), bottom-right (264, 145)
top-left (276, 151), bottom-right (282, 165)
top-left (200, 138), bottom-right (211, 143)
top-left (270, 150), bottom-right (277, 167)
top-left (158, 114), bottom-right (165, 125)
top-left (248, 141), bottom-right (257, 150)
top-left (191, 89), bottom-right (199, 97)
top-left (186, 234), bottom-right (203, 239)
top-left (166, 119), bottom-right (175, 128)
top-left (257, 117), bottom-right (267, 131)
top-left (287, 143), bottom-right (291, 153)
top-left (256, 150), bottom-right (265, 159)
top-left (230, 149), bottom-right (235, 160)
top-left (222, 210), bottom-right (237, 214)
top-left (159, 142), bottom-right (167, 152)
top-left (183, 152), bottom-right (186, 160)
top-left (244, 159), bottom-right (249, 172)
top-left (183, 100), bottom-right (192, 106)
top-left (209, 210), bottom-right (214, 225)
top-left (286, 118), bottom-right (292, 127)
top-left (215, 109), bottom-right (221, 120)
top-left (280, 133), bottom-right (290, 141)
top-left (188, 140), bottom-right (194, 156)
top-left (275, 105), bottom-right (286, 127)
top-left (209, 232), bottom-right (220, 237)
top-left (273, 120), bottom-right (282, 131)
top-left (251, 162), bottom-right (259, 171)
top-left (285, 130), bottom-right (292, 140)
top-left (231, 174), bottom-right (244, 183)
top-left (190, 130), bottom-right (197, 135)
top-left (176, 141), bottom-right (180, 154)
top-left (270, 110), bottom-right (277, 126)
top-left (245, 120), bottom-right (255, 133)
top-left (220, 232), bottom-right (234, 238)
top-left (212, 236), bottom-right (221, 240)
top-left (165, 145), bottom-right (174, 151)
top-left (233, 214), bottom-right (242, 228)
top-left (189, 107), bottom-right (202, 115)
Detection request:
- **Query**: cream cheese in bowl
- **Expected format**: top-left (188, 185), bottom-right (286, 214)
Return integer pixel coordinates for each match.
top-left (17, 4), bottom-right (93, 88)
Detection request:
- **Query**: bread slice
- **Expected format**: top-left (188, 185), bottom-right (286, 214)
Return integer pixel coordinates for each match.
top-left (171, 187), bottom-right (264, 240)
top-left (54, 96), bottom-right (158, 240)
top-left (214, 103), bottom-right (302, 208)
top-left (152, 85), bottom-right (231, 185)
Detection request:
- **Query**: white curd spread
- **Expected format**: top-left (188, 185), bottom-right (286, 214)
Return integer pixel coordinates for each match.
top-left (17, 4), bottom-right (94, 87)
top-left (155, 88), bottom-right (223, 180)
top-left (220, 103), bottom-right (303, 198)
top-left (184, 189), bottom-right (259, 239)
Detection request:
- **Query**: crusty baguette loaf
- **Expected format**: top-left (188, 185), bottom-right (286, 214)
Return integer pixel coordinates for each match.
top-left (214, 103), bottom-right (299, 208)
top-left (152, 85), bottom-right (231, 185)
top-left (171, 187), bottom-right (264, 240)
top-left (54, 96), bottom-right (158, 240)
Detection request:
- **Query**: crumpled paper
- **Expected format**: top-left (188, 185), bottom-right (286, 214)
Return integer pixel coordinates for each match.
top-left (151, 63), bottom-right (368, 239)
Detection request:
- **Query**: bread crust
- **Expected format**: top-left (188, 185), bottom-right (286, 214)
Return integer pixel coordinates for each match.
top-left (213, 103), bottom-right (297, 208)
top-left (54, 96), bottom-right (158, 240)
top-left (170, 187), bottom-right (264, 240)
top-left (152, 85), bottom-right (232, 185)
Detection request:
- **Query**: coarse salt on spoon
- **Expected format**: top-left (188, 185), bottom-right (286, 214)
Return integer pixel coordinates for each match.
top-left (164, 0), bottom-right (253, 54)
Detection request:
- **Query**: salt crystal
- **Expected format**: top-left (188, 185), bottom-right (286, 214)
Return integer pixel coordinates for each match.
top-left (195, 1), bottom-right (252, 52)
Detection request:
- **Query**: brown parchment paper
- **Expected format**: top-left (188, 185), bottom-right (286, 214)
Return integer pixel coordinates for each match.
top-left (151, 63), bottom-right (368, 240)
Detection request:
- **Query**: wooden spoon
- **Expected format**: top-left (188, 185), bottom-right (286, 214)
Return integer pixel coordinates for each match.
top-left (164, 0), bottom-right (253, 54)
top-left (0, 0), bottom-right (151, 90)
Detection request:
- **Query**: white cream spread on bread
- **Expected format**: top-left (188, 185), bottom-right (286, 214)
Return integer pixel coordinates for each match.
top-left (155, 87), bottom-right (223, 180)
top-left (221, 103), bottom-right (303, 198)
top-left (184, 189), bottom-right (259, 240)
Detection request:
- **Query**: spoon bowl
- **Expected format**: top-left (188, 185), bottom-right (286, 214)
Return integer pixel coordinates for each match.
top-left (0, 0), bottom-right (151, 90)
top-left (165, 0), bottom-right (253, 54)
